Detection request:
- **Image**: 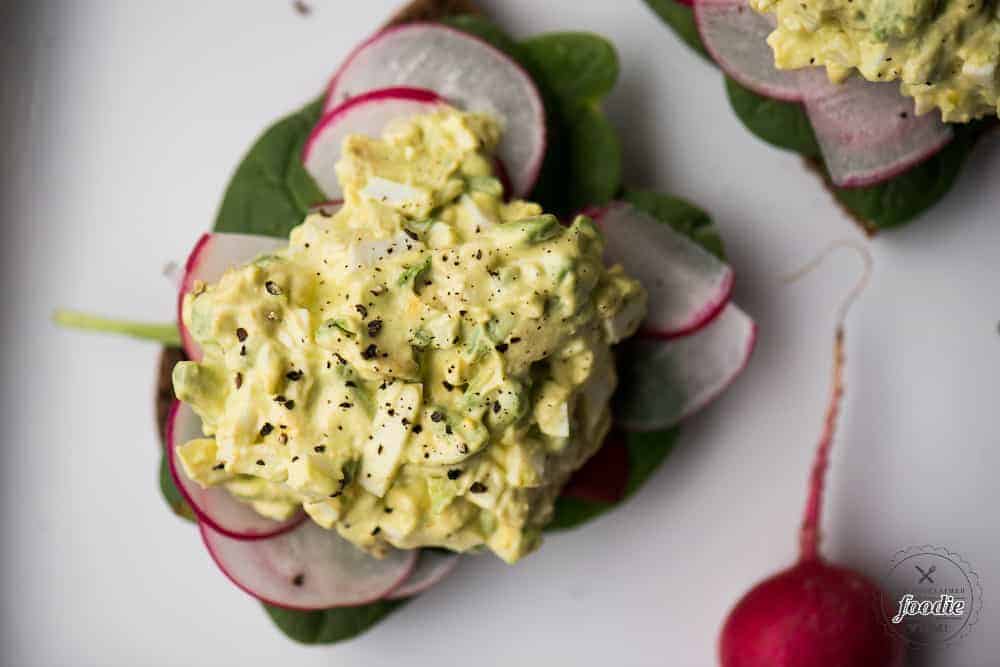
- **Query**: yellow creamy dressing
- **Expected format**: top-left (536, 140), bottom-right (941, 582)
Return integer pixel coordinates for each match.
top-left (173, 108), bottom-right (646, 563)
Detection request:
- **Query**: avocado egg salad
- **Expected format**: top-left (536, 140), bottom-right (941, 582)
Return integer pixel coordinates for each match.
top-left (175, 107), bottom-right (646, 564)
top-left (645, 0), bottom-right (997, 232)
top-left (56, 11), bottom-right (755, 644)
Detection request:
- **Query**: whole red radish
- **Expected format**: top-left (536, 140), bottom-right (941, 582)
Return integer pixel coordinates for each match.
top-left (719, 244), bottom-right (904, 667)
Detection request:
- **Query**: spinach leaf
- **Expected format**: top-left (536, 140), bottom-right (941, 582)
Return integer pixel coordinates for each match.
top-left (159, 451), bottom-right (194, 523)
top-left (725, 77), bottom-right (820, 158)
top-left (440, 14), bottom-right (523, 56)
top-left (264, 599), bottom-right (407, 644)
top-left (519, 33), bottom-right (623, 213)
top-left (643, 0), bottom-right (709, 59)
top-left (213, 98), bottom-right (327, 238)
top-left (519, 33), bottom-right (618, 107)
top-left (549, 428), bottom-right (679, 530)
top-left (623, 187), bottom-right (725, 259)
top-left (831, 121), bottom-right (989, 230)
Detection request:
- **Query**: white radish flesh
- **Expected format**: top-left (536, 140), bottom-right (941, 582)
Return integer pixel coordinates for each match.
top-left (693, 0), bottom-right (804, 102)
top-left (801, 73), bottom-right (953, 188)
top-left (614, 304), bottom-right (756, 431)
top-left (592, 202), bottom-right (734, 339)
top-left (201, 519), bottom-right (417, 610)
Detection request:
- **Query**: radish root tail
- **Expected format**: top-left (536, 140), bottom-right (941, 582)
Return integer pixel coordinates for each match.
top-left (783, 240), bottom-right (872, 562)
top-left (782, 239), bottom-right (873, 331)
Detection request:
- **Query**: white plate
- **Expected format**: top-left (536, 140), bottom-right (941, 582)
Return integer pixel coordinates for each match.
top-left (3, 1), bottom-right (997, 665)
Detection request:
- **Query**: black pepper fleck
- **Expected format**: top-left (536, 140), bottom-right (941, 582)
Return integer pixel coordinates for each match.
top-left (470, 482), bottom-right (487, 493)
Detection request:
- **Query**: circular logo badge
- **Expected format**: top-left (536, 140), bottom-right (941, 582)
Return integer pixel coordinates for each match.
top-left (880, 545), bottom-right (982, 647)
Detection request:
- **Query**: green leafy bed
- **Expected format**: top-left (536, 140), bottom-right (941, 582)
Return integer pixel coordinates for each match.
top-left (163, 14), bottom-right (724, 644)
top-left (643, 0), bottom-right (995, 233)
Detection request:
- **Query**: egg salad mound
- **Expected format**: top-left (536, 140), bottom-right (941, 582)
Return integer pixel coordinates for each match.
top-left (172, 107), bottom-right (647, 563)
top-left (752, 0), bottom-right (1000, 122)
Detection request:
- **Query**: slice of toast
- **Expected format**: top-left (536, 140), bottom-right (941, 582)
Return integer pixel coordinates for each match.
top-left (156, 0), bottom-right (483, 444)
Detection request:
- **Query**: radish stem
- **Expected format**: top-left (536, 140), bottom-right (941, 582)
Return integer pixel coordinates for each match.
top-left (799, 327), bottom-right (844, 561)
top-left (53, 309), bottom-right (181, 346)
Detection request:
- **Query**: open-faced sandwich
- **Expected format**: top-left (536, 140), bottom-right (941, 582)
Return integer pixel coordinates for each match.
top-left (645, 0), bottom-right (998, 233)
top-left (55, 0), bottom-right (755, 643)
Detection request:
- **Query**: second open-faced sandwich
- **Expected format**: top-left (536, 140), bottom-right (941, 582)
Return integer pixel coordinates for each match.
top-left (645, 0), bottom-right (997, 233)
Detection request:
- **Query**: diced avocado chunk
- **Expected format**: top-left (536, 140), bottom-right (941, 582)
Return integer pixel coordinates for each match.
top-left (496, 214), bottom-right (561, 245)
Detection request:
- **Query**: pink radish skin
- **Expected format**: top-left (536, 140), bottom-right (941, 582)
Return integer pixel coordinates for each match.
top-left (800, 73), bottom-right (953, 188)
top-left (719, 297), bottom-right (904, 665)
top-left (303, 87), bottom-right (445, 199)
top-left (385, 550), bottom-right (460, 599)
top-left (177, 233), bottom-right (285, 361)
top-left (324, 22), bottom-right (546, 197)
top-left (693, 0), bottom-right (805, 102)
top-left (589, 202), bottom-right (735, 339)
top-left (201, 520), bottom-right (417, 611)
top-left (615, 304), bottom-right (757, 432)
top-left (167, 401), bottom-right (305, 540)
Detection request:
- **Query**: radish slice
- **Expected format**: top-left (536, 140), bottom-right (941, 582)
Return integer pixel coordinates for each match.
top-left (200, 520), bottom-right (417, 610)
top-left (325, 23), bottom-right (546, 197)
top-left (304, 87), bottom-right (445, 199)
top-left (693, 0), bottom-right (804, 102)
top-left (801, 74), bottom-right (953, 187)
top-left (177, 233), bottom-right (285, 361)
top-left (592, 202), bottom-right (734, 339)
top-left (614, 304), bottom-right (756, 431)
top-left (385, 550), bottom-right (460, 599)
top-left (167, 401), bottom-right (305, 540)
top-left (561, 432), bottom-right (629, 504)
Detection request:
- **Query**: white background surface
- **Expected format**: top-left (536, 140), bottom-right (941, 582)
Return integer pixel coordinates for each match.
top-left (2, 1), bottom-right (998, 665)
